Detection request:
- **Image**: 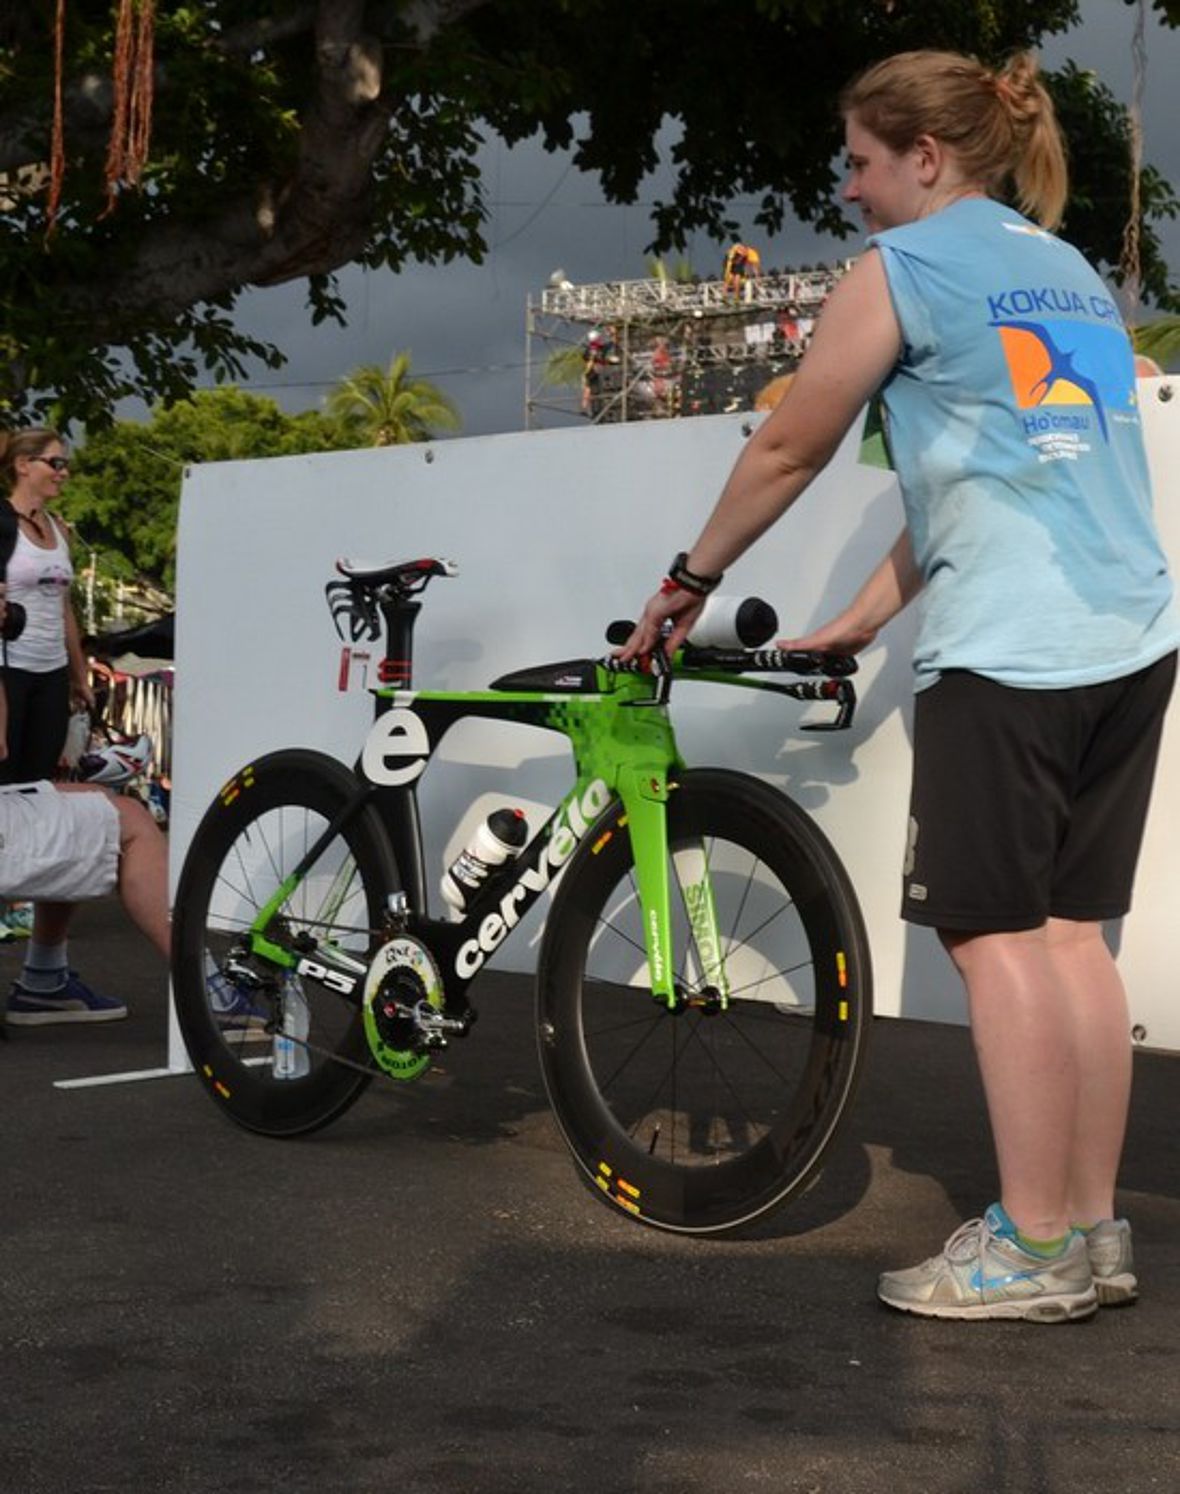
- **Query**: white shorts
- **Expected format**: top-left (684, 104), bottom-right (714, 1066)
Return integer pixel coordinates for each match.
top-left (0, 782), bottom-right (121, 901)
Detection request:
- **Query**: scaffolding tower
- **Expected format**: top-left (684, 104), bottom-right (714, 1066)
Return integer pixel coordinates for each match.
top-left (524, 262), bottom-right (854, 429)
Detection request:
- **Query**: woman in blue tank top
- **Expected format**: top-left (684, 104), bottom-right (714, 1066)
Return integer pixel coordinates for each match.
top-left (621, 49), bottom-right (1178, 1322)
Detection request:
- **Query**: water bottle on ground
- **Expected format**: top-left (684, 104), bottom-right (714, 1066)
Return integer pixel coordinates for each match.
top-left (440, 807), bottom-right (529, 916)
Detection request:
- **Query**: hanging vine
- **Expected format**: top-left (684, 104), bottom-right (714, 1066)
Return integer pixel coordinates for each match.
top-left (100, 0), bottom-right (157, 216)
top-left (45, 0), bottom-right (157, 234)
top-left (45, 0), bottom-right (66, 237)
top-left (1119, 0), bottom-right (1147, 323)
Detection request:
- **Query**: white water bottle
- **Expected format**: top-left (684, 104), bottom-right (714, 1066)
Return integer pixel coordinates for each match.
top-left (273, 977), bottom-right (310, 1079)
top-left (441, 807), bottom-right (529, 916)
top-left (687, 594), bottom-right (778, 648)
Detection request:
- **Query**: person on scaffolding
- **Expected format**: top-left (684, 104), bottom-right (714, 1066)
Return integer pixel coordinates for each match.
top-left (723, 242), bottom-right (762, 297)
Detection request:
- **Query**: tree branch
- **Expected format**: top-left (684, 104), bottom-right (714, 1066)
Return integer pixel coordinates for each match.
top-left (213, 5), bottom-right (319, 54)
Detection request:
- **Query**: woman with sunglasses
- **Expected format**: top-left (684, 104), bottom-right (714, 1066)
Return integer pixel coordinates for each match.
top-left (0, 427), bottom-right (123, 1023)
top-left (0, 429), bottom-right (93, 783)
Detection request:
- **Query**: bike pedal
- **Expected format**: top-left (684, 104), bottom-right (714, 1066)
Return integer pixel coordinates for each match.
top-left (414, 1004), bottom-right (473, 1039)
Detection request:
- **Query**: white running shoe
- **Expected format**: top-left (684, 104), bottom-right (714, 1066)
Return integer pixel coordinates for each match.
top-left (878, 1203), bottom-right (1098, 1323)
top-left (1085, 1218), bottom-right (1138, 1306)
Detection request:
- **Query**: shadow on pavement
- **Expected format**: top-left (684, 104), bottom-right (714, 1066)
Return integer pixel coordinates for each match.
top-left (3, 898), bottom-right (1178, 1492)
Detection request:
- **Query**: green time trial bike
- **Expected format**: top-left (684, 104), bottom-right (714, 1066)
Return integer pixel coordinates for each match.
top-left (171, 556), bottom-right (872, 1236)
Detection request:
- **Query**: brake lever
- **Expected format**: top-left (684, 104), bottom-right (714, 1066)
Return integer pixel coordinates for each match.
top-left (616, 644), bottom-right (672, 708)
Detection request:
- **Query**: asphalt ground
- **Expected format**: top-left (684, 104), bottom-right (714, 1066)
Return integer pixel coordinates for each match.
top-left (3, 896), bottom-right (1178, 1494)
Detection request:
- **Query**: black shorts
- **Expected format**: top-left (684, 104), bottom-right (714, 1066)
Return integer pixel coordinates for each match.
top-left (901, 652), bottom-right (1177, 932)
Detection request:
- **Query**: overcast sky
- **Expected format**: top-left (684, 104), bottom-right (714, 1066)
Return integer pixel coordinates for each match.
top-left (226, 1), bottom-right (1180, 438)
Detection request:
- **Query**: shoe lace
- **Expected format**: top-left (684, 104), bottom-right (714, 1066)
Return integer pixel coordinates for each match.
top-left (943, 1217), bottom-right (988, 1264)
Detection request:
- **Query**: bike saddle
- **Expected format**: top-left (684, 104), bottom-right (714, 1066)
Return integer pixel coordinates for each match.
top-left (327, 558), bottom-right (458, 642)
top-left (334, 556), bottom-right (458, 591)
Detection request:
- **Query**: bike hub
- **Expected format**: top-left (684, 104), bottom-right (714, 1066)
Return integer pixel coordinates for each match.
top-left (659, 984), bottom-right (725, 1017)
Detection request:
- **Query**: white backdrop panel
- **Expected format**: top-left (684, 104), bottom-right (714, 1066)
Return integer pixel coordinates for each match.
top-left (172, 386), bottom-right (1180, 1070)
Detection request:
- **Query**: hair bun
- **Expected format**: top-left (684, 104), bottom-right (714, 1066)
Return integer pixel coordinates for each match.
top-left (994, 54), bottom-right (1044, 124)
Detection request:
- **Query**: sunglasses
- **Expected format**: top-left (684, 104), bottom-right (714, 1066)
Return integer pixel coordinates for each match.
top-left (34, 456), bottom-right (70, 473)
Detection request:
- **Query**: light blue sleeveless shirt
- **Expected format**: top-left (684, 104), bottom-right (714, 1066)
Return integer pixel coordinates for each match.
top-left (869, 196), bottom-right (1179, 689)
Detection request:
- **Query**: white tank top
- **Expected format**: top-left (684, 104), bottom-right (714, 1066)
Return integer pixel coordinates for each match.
top-left (4, 515), bottom-right (73, 672)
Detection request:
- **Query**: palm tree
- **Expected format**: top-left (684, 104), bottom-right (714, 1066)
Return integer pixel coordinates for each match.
top-left (542, 343), bottom-right (588, 389)
top-left (647, 255), bottom-right (695, 284)
top-left (326, 352), bottom-right (461, 446)
top-left (1132, 318), bottom-right (1180, 371)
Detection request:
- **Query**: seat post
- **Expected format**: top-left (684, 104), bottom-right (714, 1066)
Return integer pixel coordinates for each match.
top-left (371, 592), bottom-right (428, 912)
top-left (376, 596), bottom-right (421, 699)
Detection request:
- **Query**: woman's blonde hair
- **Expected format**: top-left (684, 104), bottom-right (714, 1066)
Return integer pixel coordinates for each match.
top-left (0, 427), bottom-right (65, 491)
top-left (839, 50), bottom-right (1068, 231)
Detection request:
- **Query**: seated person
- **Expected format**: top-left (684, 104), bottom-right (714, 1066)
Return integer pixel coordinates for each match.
top-left (0, 778), bottom-right (168, 1028)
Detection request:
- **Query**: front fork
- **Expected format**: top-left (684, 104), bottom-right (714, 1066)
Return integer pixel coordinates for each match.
top-left (615, 766), bottom-right (730, 1011)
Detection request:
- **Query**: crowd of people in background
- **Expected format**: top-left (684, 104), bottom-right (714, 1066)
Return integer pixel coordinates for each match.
top-left (577, 243), bottom-right (835, 422)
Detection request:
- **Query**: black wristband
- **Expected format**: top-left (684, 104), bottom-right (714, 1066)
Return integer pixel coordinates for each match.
top-left (667, 551), bottom-right (723, 597)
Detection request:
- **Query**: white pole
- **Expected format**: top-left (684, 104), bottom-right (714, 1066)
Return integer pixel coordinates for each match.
top-left (85, 550), bottom-right (96, 634)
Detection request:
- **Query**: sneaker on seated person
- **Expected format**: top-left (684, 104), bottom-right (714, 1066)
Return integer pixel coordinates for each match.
top-left (6, 970), bottom-right (127, 1025)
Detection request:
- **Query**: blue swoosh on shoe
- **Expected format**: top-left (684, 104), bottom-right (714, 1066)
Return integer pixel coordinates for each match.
top-left (969, 1268), bottom-right (1041, 1293)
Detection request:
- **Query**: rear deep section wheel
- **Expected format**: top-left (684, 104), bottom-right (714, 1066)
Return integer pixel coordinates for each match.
top-left (172, 749), bottom-right (399, 1136)
top-left (537, 769), bottom-right (872, 1235)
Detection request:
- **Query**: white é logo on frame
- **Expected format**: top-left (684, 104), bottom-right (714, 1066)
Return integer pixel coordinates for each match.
top-left (361, 708), bottom-right (429, 786)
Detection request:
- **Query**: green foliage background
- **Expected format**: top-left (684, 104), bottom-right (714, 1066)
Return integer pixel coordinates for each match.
top-left (3, 0), bottom-right (1179, 593)
top-left (60, 389), bottom-right (357, 597)
top-left (2, 1), bottom-right (1178, 432)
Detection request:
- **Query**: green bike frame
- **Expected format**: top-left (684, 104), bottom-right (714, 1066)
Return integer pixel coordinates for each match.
top-left (236, 627), bottom-right (852, 1036)
top-left (348, 657), bottom-right (728, 1010)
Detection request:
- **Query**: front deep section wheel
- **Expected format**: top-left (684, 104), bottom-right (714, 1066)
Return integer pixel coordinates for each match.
top-left (172, 749), bottom-right (399, 1136)
top-left (537, 768), bottom-right (872, 1235)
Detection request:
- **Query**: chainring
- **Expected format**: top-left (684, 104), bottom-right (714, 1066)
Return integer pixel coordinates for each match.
top-left (361, 936), bottom-right (446, 1081)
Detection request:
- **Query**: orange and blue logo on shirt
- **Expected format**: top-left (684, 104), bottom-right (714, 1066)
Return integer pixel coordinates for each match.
top-left (990, 317), bottom-right (1135, 445)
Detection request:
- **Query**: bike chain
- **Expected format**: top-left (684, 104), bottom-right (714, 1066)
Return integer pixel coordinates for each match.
top-left (266, 1017), bottom-right (436, 1085)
